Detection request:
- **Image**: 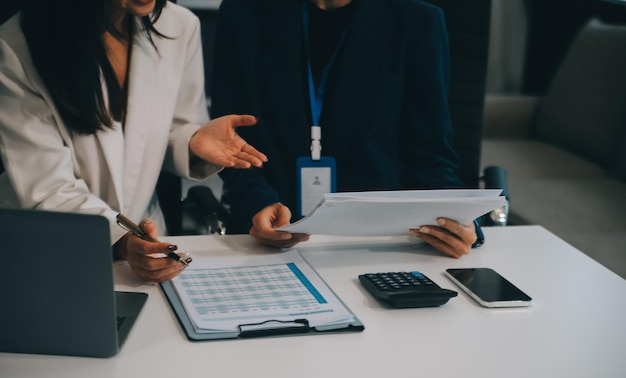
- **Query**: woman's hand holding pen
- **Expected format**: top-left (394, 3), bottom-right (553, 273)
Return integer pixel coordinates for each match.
top-left (113, 218), bottom-right (188, 282)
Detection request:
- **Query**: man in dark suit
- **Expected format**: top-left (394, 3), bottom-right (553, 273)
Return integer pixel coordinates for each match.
top-left (211, 0), bottom-right (482, 257)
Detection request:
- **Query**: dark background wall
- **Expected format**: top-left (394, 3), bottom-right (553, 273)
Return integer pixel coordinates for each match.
top-left (0, 0), bottom-right (21, 24)
top-left (521, 0), bottom-right (626, 94)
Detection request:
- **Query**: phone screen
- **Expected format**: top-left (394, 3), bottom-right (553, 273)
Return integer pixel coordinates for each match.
top-left (445, 268), bottom-right (531, 307)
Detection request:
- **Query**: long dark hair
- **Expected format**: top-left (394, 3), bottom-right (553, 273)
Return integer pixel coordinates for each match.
top-left (20, 0), bottom-right (168, 135)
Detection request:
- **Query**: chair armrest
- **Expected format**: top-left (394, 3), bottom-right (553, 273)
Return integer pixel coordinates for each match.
top-left (483, 95), bottom-right (542, 138)
top-left (183, 186), bottom-right (228, 235)
top-left (480, 165), bottom-right (510, 226)
top-left (482, 165), bottom-right (509, 199)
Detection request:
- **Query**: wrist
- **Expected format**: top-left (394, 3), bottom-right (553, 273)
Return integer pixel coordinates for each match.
top-left (472, 220), bottom-right (485, 248)
top-left (112, 233), bottom-right (130, 261)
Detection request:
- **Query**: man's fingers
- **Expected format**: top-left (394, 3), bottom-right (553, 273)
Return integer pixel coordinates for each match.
top-left (411, 224), bottom-right (471, 257)
top-left (253, 233), bottom-right (310, 249)
top-left (225, 114), bottom-right (257, 127)
top-left (233, 151), bottom-right (264, 167)
top-left (214, 151), bottom-right (265, 169)
top-left (241, 144), bottom-right (268, 163)
top-left (437, 218), bottom-right (476, 244)
top-left (414, 232), bottom-right (464, 258)
top-left (419, 225), bottom-right (456, 245)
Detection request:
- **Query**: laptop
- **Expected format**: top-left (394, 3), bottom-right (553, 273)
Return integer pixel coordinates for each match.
top-left (0, 208), bottom-right (148, 358)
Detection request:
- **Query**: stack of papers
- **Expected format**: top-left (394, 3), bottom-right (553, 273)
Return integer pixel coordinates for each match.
top-left (278, 189), bottom-right (506, 236)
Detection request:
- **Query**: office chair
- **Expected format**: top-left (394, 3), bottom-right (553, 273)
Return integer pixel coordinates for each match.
top-left (156, 171), bottom-right (226, 236)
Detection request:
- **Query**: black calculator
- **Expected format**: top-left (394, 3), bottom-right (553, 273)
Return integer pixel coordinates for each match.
top-left (358, 271), bottom-right (457, 308)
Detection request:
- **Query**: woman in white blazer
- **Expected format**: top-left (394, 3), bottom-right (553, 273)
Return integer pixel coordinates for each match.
top-left (0, 0), bottom-right (267, 282)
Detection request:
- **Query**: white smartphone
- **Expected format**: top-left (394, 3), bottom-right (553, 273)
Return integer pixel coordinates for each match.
top-left (444, 268), bottom-right (532, 308)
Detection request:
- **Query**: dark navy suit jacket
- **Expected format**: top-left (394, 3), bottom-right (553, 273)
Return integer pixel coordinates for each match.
top-left (211, 0), bottom-right (466, 234)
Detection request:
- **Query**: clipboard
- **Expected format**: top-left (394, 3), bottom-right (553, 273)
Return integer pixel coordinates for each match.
top-left (159, 251), bottom-right (364, 341)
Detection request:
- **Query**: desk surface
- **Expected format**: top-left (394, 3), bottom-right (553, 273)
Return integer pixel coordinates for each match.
top-left (2, 226), bottom-right (625, 378)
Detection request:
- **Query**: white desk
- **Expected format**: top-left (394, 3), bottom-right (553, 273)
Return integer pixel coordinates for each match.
top-left (1, 226), bottom-right (625, 378)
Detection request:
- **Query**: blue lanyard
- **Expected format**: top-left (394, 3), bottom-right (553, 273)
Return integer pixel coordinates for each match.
top-left (302, 1), bottom-right (348, 126)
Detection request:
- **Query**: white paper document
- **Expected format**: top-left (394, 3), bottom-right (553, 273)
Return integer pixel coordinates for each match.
top-left (170, 250), bottom-right (356, 334)
top-left (278, 189), bottom-right (506, 236)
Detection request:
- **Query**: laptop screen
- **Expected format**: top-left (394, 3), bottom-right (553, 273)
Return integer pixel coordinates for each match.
top-left (0, 208), bottom-right (147, 358)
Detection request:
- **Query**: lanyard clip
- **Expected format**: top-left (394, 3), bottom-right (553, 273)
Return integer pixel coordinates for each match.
top-left (310, 126), bottom-right (321, 161)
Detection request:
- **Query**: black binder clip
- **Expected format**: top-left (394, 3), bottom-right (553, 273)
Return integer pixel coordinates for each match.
top-left (238, 319), bottom-right (310, 338)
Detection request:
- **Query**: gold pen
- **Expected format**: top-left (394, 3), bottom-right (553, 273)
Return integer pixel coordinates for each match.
top-left (116, 213), bottom-right (191, 266)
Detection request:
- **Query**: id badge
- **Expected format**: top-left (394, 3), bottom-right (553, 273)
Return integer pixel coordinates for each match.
top-left (296, 156), bottom-right (336, 217)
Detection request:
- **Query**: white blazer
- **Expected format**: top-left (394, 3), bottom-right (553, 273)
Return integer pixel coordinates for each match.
top-left (0, 3), bottom-right (219, 243)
